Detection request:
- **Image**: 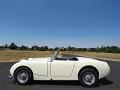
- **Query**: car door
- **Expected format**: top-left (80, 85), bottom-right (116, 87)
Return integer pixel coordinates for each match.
top-left (50, 59), bottom-right (76, 77)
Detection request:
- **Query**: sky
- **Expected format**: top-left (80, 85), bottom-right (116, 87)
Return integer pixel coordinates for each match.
top-left (0, 0), bottom-right (120, 48)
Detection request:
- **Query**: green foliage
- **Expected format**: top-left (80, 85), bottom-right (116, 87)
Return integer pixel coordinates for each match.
top-left (9, 43), bottom-right (17, 50)
top-left (0, 43), bottom-right (120, 53)
top-left (31, 46), bottom-right (39, 50)
top-left (19, 45), bottom-right (29, 50)
top-left (31, 46), bottom-right (49, 51)
top-left (103, 46), bottom-right (120, 53)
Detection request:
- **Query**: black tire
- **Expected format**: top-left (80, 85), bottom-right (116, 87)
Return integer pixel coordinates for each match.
top-left (14, 67), bottom-right (33, 85)
top-left (79, 68), bottom-right (98, 88)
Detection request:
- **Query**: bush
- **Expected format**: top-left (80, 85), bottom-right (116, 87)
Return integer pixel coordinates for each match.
top-left (9, 43), bottom-right (18, 50)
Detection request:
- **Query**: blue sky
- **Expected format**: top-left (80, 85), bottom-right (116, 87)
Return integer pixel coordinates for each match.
top-left (0, 0), bottom-right (120, 48)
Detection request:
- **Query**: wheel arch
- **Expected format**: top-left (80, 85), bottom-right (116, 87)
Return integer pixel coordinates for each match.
top-left (13, 66), bottom-right (33, 79)
top-left (78, 65), bottom-right (99, 79)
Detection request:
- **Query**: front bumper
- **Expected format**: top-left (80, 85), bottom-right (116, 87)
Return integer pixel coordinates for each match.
top-left (8, 74), bottom-right (15, 83)
top-left (8, 74), bottom-right (14, 80)
top-left (8, 74), bottom-right (12, 78)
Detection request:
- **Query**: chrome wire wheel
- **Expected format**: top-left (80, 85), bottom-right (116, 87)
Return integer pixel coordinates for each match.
top-left (83, 72), bottom-right (95, 86)
top-left (17, 70), bottom-right (29, 84)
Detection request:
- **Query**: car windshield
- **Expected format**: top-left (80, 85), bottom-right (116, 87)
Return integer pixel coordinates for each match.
top-left (53, 49), bottom-right (78, 61)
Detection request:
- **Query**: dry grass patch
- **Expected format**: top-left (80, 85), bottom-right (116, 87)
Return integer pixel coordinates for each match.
top-left (0, 50), bottom-right (120, 62)
top-left (64, 51), bottom-right (120, 61)
top-left (0, 50), bottom-right (52, 62)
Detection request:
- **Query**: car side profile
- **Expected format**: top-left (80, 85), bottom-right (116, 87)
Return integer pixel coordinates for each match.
top-left (9, 49), bottom-right (110, 87)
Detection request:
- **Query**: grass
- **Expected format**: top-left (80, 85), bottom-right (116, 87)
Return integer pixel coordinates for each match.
top-left (0, 50), bottom-right (120, 62)
top-left (64, 51), bottom-right (120, 61)
top-left (0, 50), bottom-right (52, 62)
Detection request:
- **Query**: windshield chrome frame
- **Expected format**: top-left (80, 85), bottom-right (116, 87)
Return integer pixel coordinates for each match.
top-left (50, 49), bottom-right (60, 62)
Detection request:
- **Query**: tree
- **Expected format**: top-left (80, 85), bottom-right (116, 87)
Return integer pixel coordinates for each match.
top-left (9, 43), bottom-right (18, 50)
top-left (20, 45), bottom-right (29, 50)
top-left (54, 47), bottom-right (59, 51)
top-left (67, 46), bottom-right (76, 51)
top-left (106, 46), bottom-right (120, 53)
top-left (31, 45), bottom-right (39, 50)
top-left (4, 44), bottom-right (9, 48)
top-left (88, 48), bottom-right (96, 52)
top-left (38, 46), bottom-right (49, 51)
top-left (0, 45), bottom-right (2, 49)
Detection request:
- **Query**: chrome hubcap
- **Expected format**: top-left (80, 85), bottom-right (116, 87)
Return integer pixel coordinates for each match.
top-left (83, 72), bottom-right (95, 85)
top-left (17, 70), bottom-right (28, 83)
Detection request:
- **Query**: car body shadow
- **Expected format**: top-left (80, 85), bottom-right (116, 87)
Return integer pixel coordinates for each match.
top-left (30, 78), bottom-right (113, 87)
top-left (98, 78), bottom-right (113, 86)
top-left (31, 80), bottom-right (81, 86)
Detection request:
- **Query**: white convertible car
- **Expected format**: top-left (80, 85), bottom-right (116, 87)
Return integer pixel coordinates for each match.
top-left (9, 49), bottom-right (110, 87)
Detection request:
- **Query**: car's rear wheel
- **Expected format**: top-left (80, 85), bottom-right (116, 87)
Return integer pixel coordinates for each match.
top-left (14, 67), bottom-right (32, 85)
top-left (79, 68), bottom-right (98, 88)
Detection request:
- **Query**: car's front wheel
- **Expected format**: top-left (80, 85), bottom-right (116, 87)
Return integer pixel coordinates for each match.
top-left (14, 67), bottom-right (32, 85)
top-left (79, 68), bottom-right (98, 88)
